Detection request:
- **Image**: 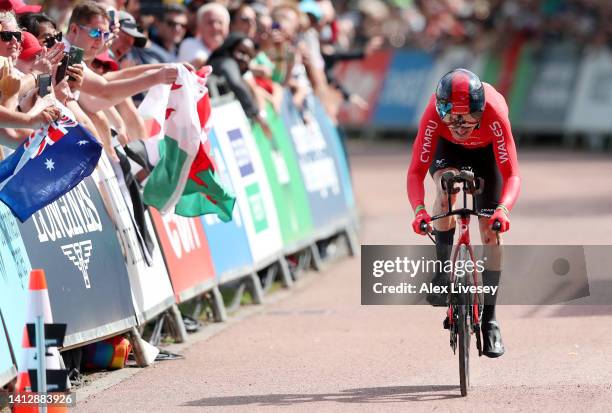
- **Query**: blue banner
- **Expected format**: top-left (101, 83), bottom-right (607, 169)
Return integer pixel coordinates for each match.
top-left (311, 98), bottom-right (355, 212)
top-left (0, 202), bottom-right (32, 371)
top-left (373, 50), bottom-right (434, 128)
top-left (201, 129), bottom-right (254, 280)
top-left (17, 176), bottom-right (137, 347)
top-left (280, 92), bottom-right (347, 231)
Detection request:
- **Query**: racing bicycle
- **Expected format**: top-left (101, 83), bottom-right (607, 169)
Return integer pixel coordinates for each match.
top-left (419, 169), bottom-right (501, 397)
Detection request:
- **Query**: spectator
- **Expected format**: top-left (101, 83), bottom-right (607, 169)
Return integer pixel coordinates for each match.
top-left (150, 4), bottom-right (188, 59)
top-left (42, 0), bottom-right (75, 33)
top-left (90, 50), bottom-right (118, 76)
top-left (16, 31), bottom-right (41, 73)
top-left (0, 11), bottom-right (22, 62)
top-left (18, 13), bottom-right (62, 47)
top-left (64, 1), bottom-right (177, 107)
top-left (178, 2), bottom-right (229, 69)
top-left (229, 2), bottom-right (256, 39)
top-left (206, 32), bottom-right (269, 132)
top-left (110, 10), bottom-right (147, 61)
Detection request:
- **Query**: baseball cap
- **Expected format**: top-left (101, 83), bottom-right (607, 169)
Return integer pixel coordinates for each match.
top-left (118, 10), bottom-right (147, 48)
top-left (299, 0), bottom-right (322, 21)
top-left (93, 51), bottom-right (119, 71)
top-left (19, 31), bottom-right (42, 61)
top-left (0, 0), bottom-right (41, 14)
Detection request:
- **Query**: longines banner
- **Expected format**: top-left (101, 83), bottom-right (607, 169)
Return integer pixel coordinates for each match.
top-left (16, 176), bottom-right (137, 347)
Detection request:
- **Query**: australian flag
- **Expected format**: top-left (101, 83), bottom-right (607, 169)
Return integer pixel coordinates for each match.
top-left (0, 105), bottom-right (102, 222)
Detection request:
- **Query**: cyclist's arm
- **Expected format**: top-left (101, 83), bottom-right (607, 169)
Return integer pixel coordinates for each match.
top-left (407, 99), bottom-right (440, 211)
top-left (490, 111), bottom-right (520, 211)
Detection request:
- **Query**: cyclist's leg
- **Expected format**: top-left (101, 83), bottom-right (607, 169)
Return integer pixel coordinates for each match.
top-left (474, 145), bottom-right (505, 357)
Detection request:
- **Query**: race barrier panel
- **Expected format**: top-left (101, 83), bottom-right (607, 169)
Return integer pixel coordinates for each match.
top-left (200, 127), bottom-right (255, 281)
top-left (149, 209), bottom-right (216, 303)
top-left (311, 97), bottom-right (356, 213)
top-left (280, 90), bottom-right (347, 236)
top-left (210, 99), bottom-right (283, 269)
top-left (0, 311), bottom-right (16, 387)
top-left (0, 202), bottom-right (30, 383)
top-left (251, 102), bottom-right (314, 251)
top-left (566, 47), bottom-right (612, 133)
top-left (372, 50), bottom-right (434, 129)
top-left (16, 175), bottom-right (137, 349)
top-left (95, 155), bottom-right (175, 324)
top-left (514, 42), bottom-right (581, 132)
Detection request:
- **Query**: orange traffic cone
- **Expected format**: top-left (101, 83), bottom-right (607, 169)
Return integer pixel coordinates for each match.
top-left (12, 269), bottom-right (67, 413)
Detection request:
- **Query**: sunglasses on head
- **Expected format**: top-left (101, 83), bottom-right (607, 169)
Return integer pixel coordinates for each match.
top-left (43, 32), bottom-right (62, 48)
top-left (77, 24), bottom-right (111, 41)
top-left (0, 31), bottom-right (21, 42)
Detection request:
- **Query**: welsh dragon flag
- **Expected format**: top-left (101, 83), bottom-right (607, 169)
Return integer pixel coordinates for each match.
top-left (139, 65), bottom-right (235, 221)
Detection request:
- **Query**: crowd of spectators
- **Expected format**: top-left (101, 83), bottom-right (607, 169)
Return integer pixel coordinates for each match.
top-left (2, 0), bottom-right (606, 162)
top-left (0, 0), bottom-right (392, 164)
top-left (331, 0), bottom-right (612, 53)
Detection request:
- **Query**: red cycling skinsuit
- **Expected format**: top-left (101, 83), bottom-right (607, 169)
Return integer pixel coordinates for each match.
top-left (407, 82), bottom-right (521, 216)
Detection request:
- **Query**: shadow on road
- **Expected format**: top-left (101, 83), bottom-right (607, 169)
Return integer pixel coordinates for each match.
top-left (183, 385), bottom-right (463, 407)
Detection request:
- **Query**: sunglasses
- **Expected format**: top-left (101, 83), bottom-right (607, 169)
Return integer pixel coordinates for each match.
top-left (43, 32), bottom-right (62, 48)
top-left (165, 20), bottom-right (187, 30)
top-left (77, 24), bottom-right (111, 41)
top-left (436, 100), bottom-right (482, 127)
top-left (0, 31), bottom-right (22, 42)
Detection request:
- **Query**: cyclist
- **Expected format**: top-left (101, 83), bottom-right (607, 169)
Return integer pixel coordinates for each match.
top-left (407, 68), bottom-right (520, 358)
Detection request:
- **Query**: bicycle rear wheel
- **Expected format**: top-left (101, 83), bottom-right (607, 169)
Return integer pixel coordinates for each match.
top-left (458, 303), bottom-right (470, 396)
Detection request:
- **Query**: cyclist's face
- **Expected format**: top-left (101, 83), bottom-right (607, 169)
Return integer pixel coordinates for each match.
top-left (443, 113), bottom-right (479, 141)
top-left (448, 123), bottom-right (476, 141)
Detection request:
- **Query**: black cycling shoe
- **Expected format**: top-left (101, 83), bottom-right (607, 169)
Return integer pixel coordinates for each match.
top-left (481, 320), bottom-right (505, 358)
top-left (426, 273), bottom-right (449, 307)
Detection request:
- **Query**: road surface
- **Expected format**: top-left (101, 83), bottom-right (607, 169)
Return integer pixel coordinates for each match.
top-left (76, 141), bottom-right (612, 412)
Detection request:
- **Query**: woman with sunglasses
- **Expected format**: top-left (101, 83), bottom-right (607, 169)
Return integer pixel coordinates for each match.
top-left (407, 68), bottom-right (521, 358)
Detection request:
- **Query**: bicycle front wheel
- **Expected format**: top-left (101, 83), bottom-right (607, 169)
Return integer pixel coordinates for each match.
top-left (458, 303), bottom-right (470, 396)
top-left (454, 244), bottom-right (472, 396)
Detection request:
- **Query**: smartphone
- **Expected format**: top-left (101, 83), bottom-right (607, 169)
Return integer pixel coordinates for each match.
top-left (67, 46), bottom-right (84, 80)
top-left (108, 9), bottom-right (116, 28)
top-left (38, 74), bottom-right (52, 97)
top-left (55, 54), bottom-right (68, 84)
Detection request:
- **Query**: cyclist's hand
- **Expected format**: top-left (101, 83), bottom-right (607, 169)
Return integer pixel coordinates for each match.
top-left (412, 209), bottom-right (431, 235)
top-left (489, 208), bottom-right (510, 232)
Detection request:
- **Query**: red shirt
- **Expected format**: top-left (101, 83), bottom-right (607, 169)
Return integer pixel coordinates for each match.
top-left (407, 82), bottom-right (521, 211)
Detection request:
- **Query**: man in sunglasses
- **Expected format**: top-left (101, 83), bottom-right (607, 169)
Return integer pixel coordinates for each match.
top-left (150, 4), bottom-right (188, 60)
top-left (407, 68), bottom-right (521, 358)
top-left (64, 1), bottom-right (177, 108)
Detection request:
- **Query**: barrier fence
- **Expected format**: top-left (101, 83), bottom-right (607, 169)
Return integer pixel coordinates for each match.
top-left (0, 89), bottom-right (358, 387)
top-left (335, 41), bottom-right (612, 146)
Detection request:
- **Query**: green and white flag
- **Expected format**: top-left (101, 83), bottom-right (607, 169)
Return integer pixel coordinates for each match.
top-left (139, 65), bottom-right (235, 220)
